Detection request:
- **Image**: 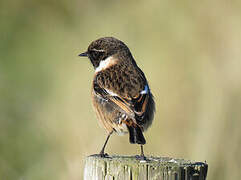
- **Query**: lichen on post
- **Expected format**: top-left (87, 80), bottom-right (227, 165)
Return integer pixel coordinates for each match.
top-left (84, 155), bottom-right (208, 180)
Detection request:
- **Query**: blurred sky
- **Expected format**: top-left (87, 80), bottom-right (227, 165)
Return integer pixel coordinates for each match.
top-left (0, 0), bottom-right (241, 179)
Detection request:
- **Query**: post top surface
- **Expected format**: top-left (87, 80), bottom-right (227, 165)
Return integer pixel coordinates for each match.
top-left (86, 154), bottom-right (207, 168)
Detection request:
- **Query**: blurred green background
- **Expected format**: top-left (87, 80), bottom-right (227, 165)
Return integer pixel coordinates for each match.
top-left (1, 0), bottom-right (241, 179)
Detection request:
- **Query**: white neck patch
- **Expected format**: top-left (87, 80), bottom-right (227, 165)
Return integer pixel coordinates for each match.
top-left (95, 56), bottom-right (117, 73)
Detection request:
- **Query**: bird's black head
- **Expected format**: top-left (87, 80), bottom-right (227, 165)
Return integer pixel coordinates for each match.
top-left (79, 37), bottom-right (131, 69)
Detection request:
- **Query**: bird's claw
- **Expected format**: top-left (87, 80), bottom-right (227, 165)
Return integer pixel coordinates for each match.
top-left (135, 155), bottom-right (147, 161)
top-left (99, 152), bottom-right (109, 158)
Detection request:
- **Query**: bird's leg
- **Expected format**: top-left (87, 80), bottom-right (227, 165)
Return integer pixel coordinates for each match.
top-left (99, 130), bottom-right (113, 157)
top-left (140, 145), bottom-right (144, 157)
top-left (135, 145), bottom-right (147, 160)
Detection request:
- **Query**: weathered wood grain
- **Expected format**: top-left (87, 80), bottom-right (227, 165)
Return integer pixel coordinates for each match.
top-left (84, 155), bottom-right (208, 180)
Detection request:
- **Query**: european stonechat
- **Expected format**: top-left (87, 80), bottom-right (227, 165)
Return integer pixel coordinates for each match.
top-left (79, 37), bottom-right (155, 158)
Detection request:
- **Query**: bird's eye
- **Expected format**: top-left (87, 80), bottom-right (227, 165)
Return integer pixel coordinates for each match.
top-left (90, 50), bottom-right (104, 60)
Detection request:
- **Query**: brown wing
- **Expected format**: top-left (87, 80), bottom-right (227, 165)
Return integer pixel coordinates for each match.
top-left (93, 76), bottom-right (150, 125)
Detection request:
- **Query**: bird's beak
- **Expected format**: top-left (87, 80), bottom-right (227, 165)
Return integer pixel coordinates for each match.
top-left (78, 51), bottom-right (88, 57)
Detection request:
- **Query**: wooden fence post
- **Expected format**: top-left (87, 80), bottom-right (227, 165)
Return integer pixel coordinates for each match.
top-left (84, 155), bottom-right (208, 180)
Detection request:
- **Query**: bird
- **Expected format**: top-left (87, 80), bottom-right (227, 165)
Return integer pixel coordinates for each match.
top-left (79, 37), bottom-right (155, 158)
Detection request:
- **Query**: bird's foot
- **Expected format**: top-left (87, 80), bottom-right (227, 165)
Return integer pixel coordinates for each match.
top-left (90, 153), bottom-right (109, 158)
top-left (99, 153), bottom-right (109, 158)
top-left (135, 154), bottom-right (147, 161)
top-left (99, 150), bottom-right (109, 158)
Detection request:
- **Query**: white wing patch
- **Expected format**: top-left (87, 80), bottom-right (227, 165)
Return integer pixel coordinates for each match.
top-left (95, 56), bottom-right (117, 73)
top-left (140, 85), bottom-right (149, 94)
top-left (105, 88), bottom-right (119, 97)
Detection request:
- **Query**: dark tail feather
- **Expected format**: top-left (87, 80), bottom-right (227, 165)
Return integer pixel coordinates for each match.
top-left (127, 125), bottom-right (146, 144)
